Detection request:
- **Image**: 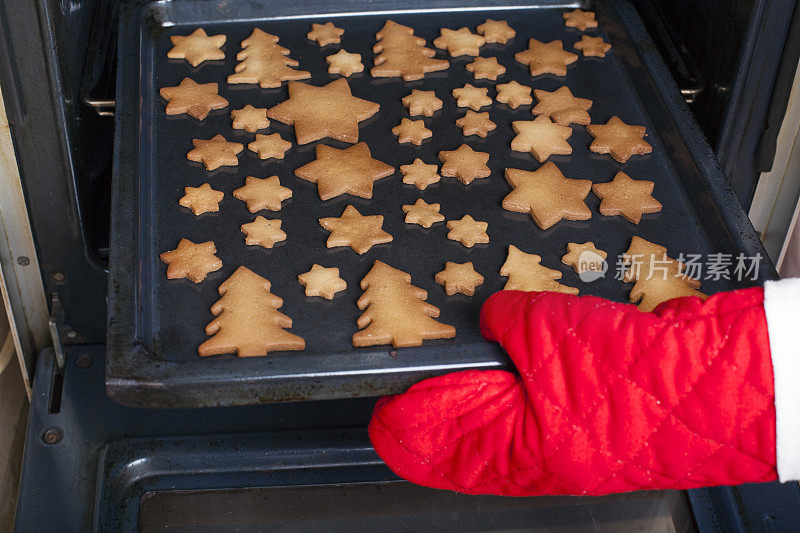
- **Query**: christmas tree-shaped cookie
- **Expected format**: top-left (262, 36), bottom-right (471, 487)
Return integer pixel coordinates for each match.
top-left (353, 261), bottom-right (455, 348)
top-left (228, 29), bottom-right (310, 88)
top-left (199, 266), bottom-right (305, 357)
top-left (371, 20), bottom-right (449, 81)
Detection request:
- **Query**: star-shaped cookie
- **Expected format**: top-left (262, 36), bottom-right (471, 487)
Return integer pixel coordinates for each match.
top-left (452, 84), bottom-right (492, 110)
top-left (187, 134), bottom-right (243, 171)
top-left (511, 116), bottom-right (573, 161)
top-left (466, 56), bottom-right (506, 80)
top-left (435, 262), bottom-right (484, 296)
top-left (587, 116), bottom-right (653, 163)
top-left (179, 183), bottom-right (224, 215)
top-left (295, 142), bottom-right (394, 200)
top-left (241, 216), bottom-right (287, 249)
top-left (592, 171), bottom-right (662, 223)
top-left (319, 205), bottom-right (393, 254)
top-left (326, 50), bottom-right (364, 76)
top-left (561, 242), bottom-right (608, 274)
top-left (515, 39), bottom-right (578, 76)
top-left (160, 239), bottom-right (222, 283)
top-left (575, 35), bottom-right (611, 57)
top-left (439, 145), bottom-right (490, 185)
top-left (446, 215), bottom-right (489, 247)
top-left (532, 86), bottom-right (592, 126)
top-left (167, 28), bottom-right (226, 67)
top-left (402, 199), bottom-right (445, 228)
top-left (160, 78), bottom-right (229, 120)
top-left (298, 265), bottom-right (347, 299)
top-left (476, 19), bottom-right (515, 44)
top-left (496, 81), bottom-right (532, 108)
top-left (503, 162), bottom-right (592, 229)
top-left (400, 159), bottom-right (441, 190)
top-left (267, 79), bottom-right (379, 144)
top-left (402, 90), bottom-right (443, 117)
top-left (231, 105), bottom-right (270, 132)
top-left (391, 118), bottom-right (432, 145)
top-left (456, 111), bottom-right (496, 137)
top-left (233, 175), bottom-right (292, 212)
top-left (307, 22), bottom-right (344, 46)
top-left (248, 133), bottom-right (292, 160)
top-left (500, 245), bottom-right (578, 294)
top-left (433, 27), bottom-right (485, 57)
top-left (563, 9), bottom-right (598, 31)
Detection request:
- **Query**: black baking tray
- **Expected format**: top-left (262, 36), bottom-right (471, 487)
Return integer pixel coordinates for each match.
top-left (108, 0), bottom-right (775, 408)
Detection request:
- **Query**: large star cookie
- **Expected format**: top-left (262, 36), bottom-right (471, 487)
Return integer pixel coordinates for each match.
top-left (298, 265), bottom-right (347, 299)
top-left (233, 176), bottom-right (292, 212)
top-left (160, 78), bottom-right (228, 120)
top-left (592, 171), bottom-right (662, 223)
top-left (295, 142), bottom-right (394, 200)
top-left (503, 162), bottom-right (592, 229)
top-left (500, 245), bottom-right (578, 294)
top-left (439, 145), bottom-right (490, 185)
top-left (167, 28), bottom-right (226, 66)
top-left (402, 90), bottom-right (443, 117)
top-left (515, 39), bottom-right (578, 76)
top-left (587, 116), bottom-right (652, 163)
top-left (435, 262), bottom-right (484, 296)
top-left (433, 27), bottom-right (485, 56)
top-left (402, 199), bottom-right (445, 228)
top-left (319, 205), bottom-right (393, 254)
top-left (476, 19), bottom-right (515, 44)
top-left (446, 215), bottom-right (489, 247)
top-left (179, 183), bottom-right (224, 215)
top-left (160, 239), bottom-right (222, 283)
top-left (187, 135), bottom-right (243, 171)
top-left (532, 86), bottom-right (592, 126)
top-left (511, 116), bottom-right (573, 161)
top-left (400, 159), bottom-right (441, 190)
top-left (267, 79), bottom-right (379, 144)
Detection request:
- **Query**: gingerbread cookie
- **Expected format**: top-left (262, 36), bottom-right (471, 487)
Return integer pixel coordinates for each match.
top-left (592, 171), bottom-right (662, 224)
top-left (515, 39), bottom-right (578, 76)
top-left (372, 21), bottom-right (449, 81)
top-left (435, 262), bottom-right (484, 296)
top-left (248, 133), bottom-right (292, 160)
top-left (392, 118), bottom-right (432, 145)
top-left (511, 116), bottom-right (573, 161)
top-left (233, 176), bottom-right (292, 213)
top-left (476, 19), bottom-right (515, 44)
top-left (532, 86), bottom-right (592, 126)
top-left (446, 215), bottom-right (489, 247)
top-left (319, 205), bottom-right (393, 254)
top-left (496, 81), bottom-right (532, 108)
top-left (563, 9), bottom-right (598, 31)
top-left (160, 239), bottom-right (222, 283)
top-left (160, 78), bottom-right (229, 120)
top-left (308, 22), bottom-right (345, 46)
top-left (466, 56), bottom-right (506, 80)
top-left (400, 159), bottom-right (441, 190)
top-left (267, 79), bottom-right (379, 144)
top-left (179, 183), bottom-right (223, 215)
top-left (433, 27), bottom-right (485, 57)
top-left (241, 216), bottom-right (286, 249)
top-left (501, 245), bottom-right (578, 294)
top-left (575, 35), bottom-right (611, 57)
top-left (439, 145), bottom-right (491, 185)
top-left (231, 105), bottom-right (270, 132)
top-left (503, 162), bottom-right (592, 230)
top-left (295, 142), bottom-right (394, 200)
top-left (402, 89), bottom-right (443, 117)
top-left (561, 242), bottom-right (608, 274)
top-left (298, 265), bottom-right (347, 299)
top-left (456, 111), bottom-right (496, 137)
top-left (402, 199), bottom-right (445, 228)
top-left (326, 50), bottom-right (364, 76)
top-left (452, 84), bottom-right (492, 110)
top-left (187, 135), bottom-right (243, 171)
top-left (228, 29), bottom-right (310, 88)
top-left (167, 28), bottom-right (226, 67)
top-left (587, 116), bottom-right (652, 163)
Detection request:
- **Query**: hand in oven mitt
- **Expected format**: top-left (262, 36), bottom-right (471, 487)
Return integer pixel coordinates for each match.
top-left (369, 279), bottom-right (800, 496)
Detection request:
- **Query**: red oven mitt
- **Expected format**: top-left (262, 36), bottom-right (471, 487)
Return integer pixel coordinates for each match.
top-left (369, 279), bottom-right (800, 496)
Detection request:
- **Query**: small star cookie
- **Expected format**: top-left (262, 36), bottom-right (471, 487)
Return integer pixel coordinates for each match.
top-left (452, 84), bottom-right (492, 111)
top-left (187, 134), bottom-right (243, 171)
top-left (563, 9), bottom-right (598, 31)
top-left (167, 28), bottom-right (226, 67)
top-left (592, 171), bottom-right (662, 223)
top-left (515, 39), bottom-right (578, 76)
top-left (179, 183), bottom-right (223, 215)
top-left (160, 78), bottom-right (229, 120)
top-left (326, 50), bottom-right (364, 76)
top-left (447, 215), bottom-right (489, 248)
top-left (231, 105), bottom-right (270, 133)
top-left (561, 242), bottom-right (608, 274)
top-left (402, 90), bottom-right (443, 117)
top-left (307, 22), bottom-right (344, 46)
top-left (433, 27), bottom-right (485, 57)
top-left (466, 56), bottom-right (506, 80)
top-left (496, 81), bottom-right (532, 108)
top-left (241, 216), bottom-right (287, 249)
top-left (233, 176), bottom-right (292, 213)
top-left (532, 86), bottom-right (592, 126)
top-left (248, 133), bottom-right (292, 160)
top-left (435, 262), bottom-right (484, 296)
top-left (575, 35), bottom-right (611, 57)
top-left (298, 265), bottom-right (347, 299)
top-left (501, 245), bottom-right (578, 294)
top-left (392, 118), bottom-right (432, 145)
top-left (402, 199), bottom-right (445, 228)
top-left (160, 239), bottom-right (222, 283)
top-left (439, 145), bottom-right (490, 185)
top-left (476, 19), bottom-right (515, 44)
top-left (503, 162), bottom-right (592, 230)
top-left (295, 142), bottom-right (394, 200)
top-left (587, 116), bottom-right (653, 163)
top-left (511, 116), bottom-right (573, 161)
top-left (319, 205), bottom-right (393, 254)
top-left (456, 111), bottom-right (496, 137)
top-left (400, 159), bottom-right (441, 190)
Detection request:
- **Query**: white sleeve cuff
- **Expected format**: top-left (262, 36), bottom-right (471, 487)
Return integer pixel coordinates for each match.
top-left (764, 277), bottom-right (800, 482)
